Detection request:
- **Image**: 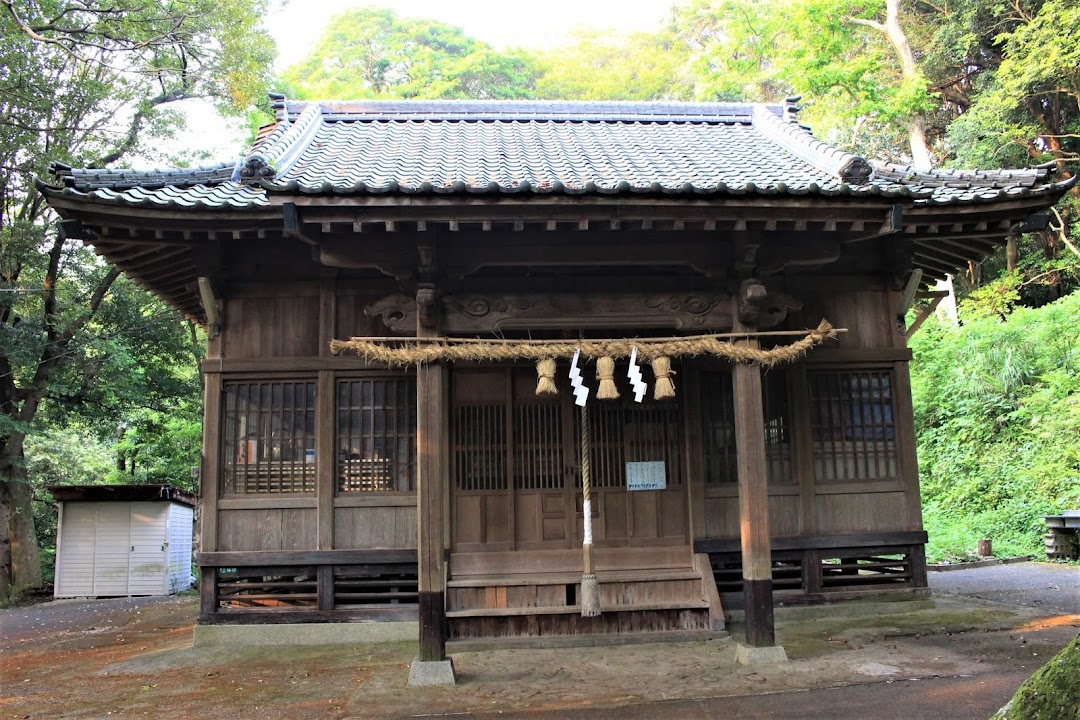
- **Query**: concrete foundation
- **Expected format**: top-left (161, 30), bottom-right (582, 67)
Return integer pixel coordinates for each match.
top-left (193, 621), bottom-right (417, 647)
top-left (408, 658), bottom-right (457, 687)
top-left (735, 643), bottom-right (788, 666)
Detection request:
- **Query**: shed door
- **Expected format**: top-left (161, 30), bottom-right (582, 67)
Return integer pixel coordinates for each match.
top-left (127, 502), bottom-right (168, 595)
top-left (93, 503), bottom-right (132, 596)
top-left (55, 503), bottom-right (96, 597)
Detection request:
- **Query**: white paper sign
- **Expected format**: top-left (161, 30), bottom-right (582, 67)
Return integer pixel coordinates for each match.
top-left (626, 461), bottom-right (666, 491)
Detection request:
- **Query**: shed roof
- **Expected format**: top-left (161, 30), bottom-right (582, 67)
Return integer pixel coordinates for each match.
top-left (41, 97), bottom-right (1072, 210)
top-left (49, 484), bottom-right (197, 507)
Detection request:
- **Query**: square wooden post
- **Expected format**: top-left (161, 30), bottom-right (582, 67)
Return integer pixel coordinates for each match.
top-left (732, 339), bottom-right (776, 648)
top-left (416, 305), bottom-right (448, 662)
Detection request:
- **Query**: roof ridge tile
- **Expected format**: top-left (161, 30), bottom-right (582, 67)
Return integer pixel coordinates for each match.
top-left (751, 106), bottom-right (873, 184)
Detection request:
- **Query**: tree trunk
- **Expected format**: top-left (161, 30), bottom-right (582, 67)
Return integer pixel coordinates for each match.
top-left (905, 117), bottom-right (934, 170)
top-left (0, 438), bottom-right (42, 598)
top-left (856, 0), bottom-right (934, 167)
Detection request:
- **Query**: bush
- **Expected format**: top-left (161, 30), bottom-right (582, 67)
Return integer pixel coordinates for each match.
top-left (912, 292), bottom-right (1080, 561)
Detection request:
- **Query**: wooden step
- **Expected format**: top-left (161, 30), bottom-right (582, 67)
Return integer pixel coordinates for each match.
top-left (450, 546), bottom-right (694, 578)
top-left (447, 569), bottom-right (701, 588)
top-left (446, 598), bottom-right (710, 618)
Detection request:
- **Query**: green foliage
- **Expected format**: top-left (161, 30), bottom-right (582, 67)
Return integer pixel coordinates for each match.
top-left (912, 293), bottom-right (1080, 561)
top-left (1, 0), bottom-right (273, 594)
top-left (281, 8), bottom-right (539, 100)
top-left (535, 29), bottom-right (694, 101)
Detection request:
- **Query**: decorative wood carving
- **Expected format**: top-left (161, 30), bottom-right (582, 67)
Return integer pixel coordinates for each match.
top-left (364, 289), bottom-right (802, 335)
top-left (736, 279), bottom-right (802, 328)
top-left (444, 293), bottom-right (735, 332)
top-left (364, 293), bottom-right (416, 334)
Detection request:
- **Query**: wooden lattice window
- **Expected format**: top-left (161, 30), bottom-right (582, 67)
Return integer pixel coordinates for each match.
top-left (809, 369), bottom-right (897, 482)
top-left (701, 370), bottom-right (792, 484)
top-left (222, 380), bottom-right (316, 494)
top-left (337, 378), bottom-right (417, 492)
top-left (575, 399), bottom-right (683, 488)
top-left (454, 404), bottom-right (507, 491)
top-left (513, 402), bottom-right (563, 490)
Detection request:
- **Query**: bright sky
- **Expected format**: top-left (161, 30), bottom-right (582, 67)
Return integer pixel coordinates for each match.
top-left (162, 0), bottom-right (676, 165)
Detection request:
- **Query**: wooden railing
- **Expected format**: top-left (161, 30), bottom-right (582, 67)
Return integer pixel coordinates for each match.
top-left (197, 549), bottom-right (418, 624)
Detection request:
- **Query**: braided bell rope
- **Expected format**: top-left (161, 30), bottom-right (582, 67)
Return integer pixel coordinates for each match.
top-left (330, 320), bottom-right (837, 367)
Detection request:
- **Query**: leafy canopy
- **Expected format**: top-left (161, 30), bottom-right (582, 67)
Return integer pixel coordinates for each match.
top-left (280, 8), bottom-right (539, 100)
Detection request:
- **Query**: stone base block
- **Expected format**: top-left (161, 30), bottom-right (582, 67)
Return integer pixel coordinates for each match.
top-left (408, 658), bottom-right (456, 687)
top-left (735, 643), bottom-right (788, 666)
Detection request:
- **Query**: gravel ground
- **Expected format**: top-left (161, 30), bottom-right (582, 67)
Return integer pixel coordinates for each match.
top-left (929, 561), bottom-right (1079, 614)
top-left (1, 563), bottom-right (1077, 719)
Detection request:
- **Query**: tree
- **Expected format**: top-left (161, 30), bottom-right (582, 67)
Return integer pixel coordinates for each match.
top-left (280, 8), bottom-right (539, 100)
top-left (672, 0), bottom-right (937, 164)
top-left (0, 0), bottom-right (274, 597)
top-left (534, 29), bottom-right (694, 101)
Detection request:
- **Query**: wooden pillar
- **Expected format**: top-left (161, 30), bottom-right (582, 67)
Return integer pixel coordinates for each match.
top-left (198, 371), bottom-right (222, 620)
top-left (732, 338), bottom-right (776, 647)
top-left (416, 288), bottom-right (448, 662)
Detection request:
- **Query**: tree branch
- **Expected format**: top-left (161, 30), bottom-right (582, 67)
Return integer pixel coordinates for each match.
top-left (97, 89), bottom-right (190, 166)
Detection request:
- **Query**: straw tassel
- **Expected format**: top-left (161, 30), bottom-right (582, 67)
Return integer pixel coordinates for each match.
top-left (535, 358), bottom-right (558, 395)
top-left (651, 356), bottom-right (676, 400)
top-left (595, 356), bottom-right (620, 400)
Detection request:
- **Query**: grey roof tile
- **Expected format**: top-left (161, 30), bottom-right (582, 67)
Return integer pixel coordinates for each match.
top-left (40, 99), bottom-right (1072, 210)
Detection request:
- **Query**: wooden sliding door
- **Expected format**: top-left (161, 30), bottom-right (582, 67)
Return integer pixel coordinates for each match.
top-left (451, 367), bottom-right (687, 552)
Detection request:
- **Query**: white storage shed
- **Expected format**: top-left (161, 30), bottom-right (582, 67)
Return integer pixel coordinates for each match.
top-left (51, 485), bottom-right (197, 598)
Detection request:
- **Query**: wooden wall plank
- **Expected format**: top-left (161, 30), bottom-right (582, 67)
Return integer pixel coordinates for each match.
top-left (816, 491), bottom-right (909, 534)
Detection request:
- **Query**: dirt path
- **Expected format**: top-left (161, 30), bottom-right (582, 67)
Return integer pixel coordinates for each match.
top-left (2, 564), bottom-right (1077, 719)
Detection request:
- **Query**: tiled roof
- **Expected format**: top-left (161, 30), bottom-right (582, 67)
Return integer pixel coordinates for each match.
top-left (39, 98), bottom-right (1073, 210)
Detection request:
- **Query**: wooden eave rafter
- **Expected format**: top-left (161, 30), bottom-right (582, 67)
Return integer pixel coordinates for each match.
top-left (45, 187), bottom-right (1063, 319)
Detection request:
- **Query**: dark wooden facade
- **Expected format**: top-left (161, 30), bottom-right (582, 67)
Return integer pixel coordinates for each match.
top-left (40, 98), bottom-right (1074, 652)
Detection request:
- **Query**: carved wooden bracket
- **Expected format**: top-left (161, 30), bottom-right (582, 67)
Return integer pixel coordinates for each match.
top-left (416, 285), bottom-right (437, 330)
top-left (364, 293), bottom-right (416, 334)
top-left (736, 279), bottom-right (802, 328)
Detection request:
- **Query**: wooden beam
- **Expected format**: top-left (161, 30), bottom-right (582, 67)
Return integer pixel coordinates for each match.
top-left (283, 202), bottom-right (321, 246)
top-left (896, 269), bottom-right (923, 319)
top-left (197, 277), bottom-right (221, 336)
top-left (904, 294), bottom-right (945, 339)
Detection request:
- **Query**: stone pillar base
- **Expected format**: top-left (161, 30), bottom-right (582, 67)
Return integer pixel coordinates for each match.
top-left (735, 643), bottom-right (788, 666)
top-left (408, 658), bottom-right (456, 687)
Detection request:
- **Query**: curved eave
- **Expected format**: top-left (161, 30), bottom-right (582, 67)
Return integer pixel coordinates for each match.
top-left (39, 182), bottom-right (283, 326)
